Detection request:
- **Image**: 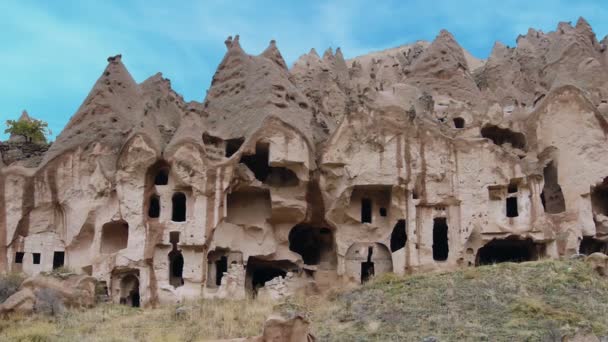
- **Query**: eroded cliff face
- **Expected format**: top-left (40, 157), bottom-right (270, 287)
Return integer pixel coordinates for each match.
top-left (2, 19), bottom-right (608, 307)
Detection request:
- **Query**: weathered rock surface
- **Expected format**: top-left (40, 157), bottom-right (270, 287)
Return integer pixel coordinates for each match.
top-left (0, 273), bottom-right (97, 315)
top-left (1, 18), bottom-right (608, 307)
top-left (214, 314), bottom-right (315, 342)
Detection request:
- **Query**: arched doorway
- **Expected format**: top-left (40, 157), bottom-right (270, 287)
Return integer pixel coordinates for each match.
top-left (345, 243), bottom-right (392, 283)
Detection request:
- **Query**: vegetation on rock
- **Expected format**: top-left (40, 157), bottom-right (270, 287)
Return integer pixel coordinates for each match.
top-left (4, 118), bottom-right (50, 143)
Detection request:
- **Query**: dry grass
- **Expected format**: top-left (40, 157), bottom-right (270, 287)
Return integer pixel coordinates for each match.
top-left (3, 259), bottom-right (608, 341)
top-left (0, 298), bottom-right (274, 342)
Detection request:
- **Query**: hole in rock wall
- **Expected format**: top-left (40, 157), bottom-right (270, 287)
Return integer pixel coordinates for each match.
top-left (168, 249), bottom-right (184, 288)
top-left (169, 231), bottom-right (180, 244)
top-left (154, 168), bottom-right (169, 186)
top-left (481, 124), bottom-right (527, 150)
top-left (453, 117), bottom-right (465, 129)
top-left (14, 252), bottom-right (24, 264)
top-left (172, 192), bottom-right (187, 222)
top-left (580, 236), bottom-right (608, 255)
top-left (361, 198), bottom-right (372, 223)
top-left (506, 197), bottom-right (519, 217)
top-left (215, 256), bottom-right (228, 286)
top-left (360, 247), bottom-right (375, 283)
top-left (33, 253), bottom-right (41, 265)
top-left (168, 232), bottom-right (183, 288)
top-left (390, 220), bottom-right (407, 252)
top-left (245, 258), bottom-right (295, 297)
top-left (52, 251), bottom-right (65, 269)
top-left (148, 195), bottom-right (160, 218)
top-left (476, 237), bottom-right (545, 265)
top-left (288, 225), bottom-right (335, 266)
top-left (433, 218), bottom-right (449, 261)
top-left (119, 274), bottom-right (140, 307)
top-left (379, 207), bottom-right (388, 217)
top-left (265, 167), bottom-right (299, 187)
top-left (508, 182), bottom-right (518, 194)
top-left (207, 250), bottom-right (242, 288)
top-left (225, 137), bottom-right (245, 158)
top-left (240, 142), bottom-right (270, 182)
top-left (101, 221), bottom-right (129, 254)
top-left (541, 161), bottom-right (566, 214)
top-left (591, 177), bottom-right (608, 218)
top-left (226, 189), bottom-right (271, 225)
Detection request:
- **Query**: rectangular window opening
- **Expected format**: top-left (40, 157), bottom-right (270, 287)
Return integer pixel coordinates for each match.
top-left (361, 198), bottom-right (372, 223)
top-left (33, 253), bottom-right (41, 265)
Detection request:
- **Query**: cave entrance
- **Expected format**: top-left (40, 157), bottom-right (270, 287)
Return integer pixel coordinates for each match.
top-left (120, 274), bottom-right (140, 307)
top-left (541, 161), bottom-right (566, 214)
top-left (481, 124), bottom-right (527, 150)
top-left (101, 220), bottom-right (129, 254)
top-left (433, 218), bottom-right (449, 261)
top-left (207, 250), bottom-right (243, 288)
top-left (580, 236), bottom-right (608, 255)
top-left (240, 142), bottom-right (270, 182)
top-left (245, 258), bottom-right (294, 297)
top-left (225, 137), bottom-right (244, 158)
top-left (591, 177), bottom-right (608, 218)
top-left (168, 250), bottom-right (184, 288)
top-left (390, 220), bottom-right (407, 252)
top-left (172, 192), bottom-right (187, 222)
top-left (168, 232), bottom-right (184, 288)
top-left (147, 160), bottom-right (171, 186)
top-left (215, 256), bottom-right (228, 286)
top-left (506, 197), bottom-right (519, 217)
top-left (52, 251), bottom-right (65, 269)
top-left (360, 246), bottom-right (374, 283)
top-left (476, 237), bottom-right (545, 265)
top-left (288, 225), bottom-right (335, 267)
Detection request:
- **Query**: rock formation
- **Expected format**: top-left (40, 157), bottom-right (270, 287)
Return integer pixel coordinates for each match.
top-left (1, 18), bottom-right (608, 308)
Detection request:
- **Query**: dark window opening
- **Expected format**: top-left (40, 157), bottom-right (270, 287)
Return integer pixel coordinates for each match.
top-left (476, 238), bottom-right (545, 265)
top-left (506, 197), bottom-right (519, 217)
top-left (361, 247), bottom-right (374, 283)
top-left (542, 161), bottom-right (566, 214)
top-left (52, 251), bottom-right (65, 269)
top-left (361, 198), bottom-right (372, 223)
top-left (390, 220), bottom-right (407, 252)
top-left (148, 195), bottom-right (160, 218)
top-left (590, 177), bottom-right (608, 218)
top-left (239, 142), bottom-right (270, 181)
top-left (580, 236), bottom-right (608, 255)
top-left (265, 167), bottom-right (299, 187)
top-left (453, 117), bottom-right (465, 129)
top-left (33, 253), bottom-right (41, 265)
top-left (481, 124), bottom-right (527, 150)
top-left (215, 256), bottom-right (228, 286)
top-left (508, 182), bottom-right (518, 193)
top-left (246, 258), bottom-right (294, 297)
top-left (433, 218), bottom-right (449, 261)
top-left (288, 225), bottom-right (335, 266)
top-left (170, 231), bottom-right (180, 245)
top-left (14, 252), bottom-right (24, 264)
top-left (172, 192), bottom-right (187, 222)
top-left (379, 207), bottom-right (387, 217)
top-left (168, 249), bottom-right (184, 288)
top-left (101, 221), bottom-right (129, 254)
top-left (154, 169), bottom-right (169, 186)
top-left (225, 137), bottom-right (245, 158)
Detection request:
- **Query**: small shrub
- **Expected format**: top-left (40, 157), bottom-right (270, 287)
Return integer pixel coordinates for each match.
top-left (0, 272), bottom-right (26, 303)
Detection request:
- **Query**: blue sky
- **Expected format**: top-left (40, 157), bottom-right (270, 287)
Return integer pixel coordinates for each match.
top-left (1, 0), bottom-right (607, 141)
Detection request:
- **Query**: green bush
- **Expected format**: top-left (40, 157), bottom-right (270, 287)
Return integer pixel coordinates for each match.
top-left (4, 119), bottom-right (50, 143)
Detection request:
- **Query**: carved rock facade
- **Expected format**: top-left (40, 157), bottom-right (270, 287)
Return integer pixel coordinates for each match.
top-left (2, 19), bottom-right (608, 307)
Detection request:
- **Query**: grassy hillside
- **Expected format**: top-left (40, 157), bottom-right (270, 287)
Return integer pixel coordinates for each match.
top-left (2, 259), bottom-right (608, 341)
